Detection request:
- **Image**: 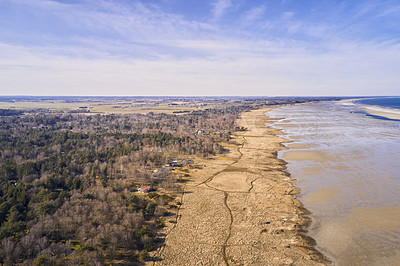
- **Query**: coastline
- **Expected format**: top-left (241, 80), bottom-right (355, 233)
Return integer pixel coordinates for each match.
top-left (337, 98), bottom-right (400, 121)
top-left (269, 101), bottom-right (400, 265)
top-left (151, 107), bottom-right (328, 265)
top-left (360, 105), bottom-right (400, 120)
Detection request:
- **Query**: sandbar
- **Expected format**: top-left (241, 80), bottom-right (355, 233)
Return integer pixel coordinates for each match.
top-left (361, 106), bottom-right (400, 120)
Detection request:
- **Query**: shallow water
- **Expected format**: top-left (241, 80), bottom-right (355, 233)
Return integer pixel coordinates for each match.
top-left (267, 102), bottom-right (400, 265)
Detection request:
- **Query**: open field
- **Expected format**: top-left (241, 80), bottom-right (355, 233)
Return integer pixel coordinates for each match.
top-left (0, 96), bottom-right (341, 115)
top-left (0, 98), bottom-right (214, 114)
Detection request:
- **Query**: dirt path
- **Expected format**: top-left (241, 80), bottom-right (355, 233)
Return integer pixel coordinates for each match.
top-left (151, 108), bottom-right (328, 265)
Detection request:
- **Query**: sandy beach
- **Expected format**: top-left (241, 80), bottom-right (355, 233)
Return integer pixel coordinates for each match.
top-left (150, 108), bottom-right (328, 265)
top-left (361, 106), bottom-right (400, 120)
top-left (337, 98), bottom-right (400, 120)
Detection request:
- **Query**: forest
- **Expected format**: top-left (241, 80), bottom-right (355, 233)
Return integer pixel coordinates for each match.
top-left (0, 97), bottom-right (339, 265)
top-left (0, 99), bottom-right (262, 265)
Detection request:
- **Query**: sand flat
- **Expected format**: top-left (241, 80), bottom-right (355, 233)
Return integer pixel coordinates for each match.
top-left (287, 143), bottom-right (309, 149)
top-left (283, 150), bottom-right (331, 162)
top-left (303, 187), bottom-right (340, 204)
top-left (314, 206), bottom-right (400, 265)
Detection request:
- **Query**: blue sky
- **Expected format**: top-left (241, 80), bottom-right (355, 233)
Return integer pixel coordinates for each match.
top-left (0, 0), bottom-right (399, 96)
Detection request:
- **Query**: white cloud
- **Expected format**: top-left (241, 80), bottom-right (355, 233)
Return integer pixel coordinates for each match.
top-left (7, 0), bottom-right (215, 44)
top-left (1, 0), bottom-right (400, 96)
top-left (350, 0), bottom-right (400, 21)
top-left (281, 11), bottom-right (295, 20)
top-left (242, 5), bottom-right (266, 23)
top-left (1, 40), bottom-right (400, 96)
top-left (211, 0), bottom-right (232, 21)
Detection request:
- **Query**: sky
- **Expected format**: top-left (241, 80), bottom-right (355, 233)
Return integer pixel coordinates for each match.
top-left (0, 0), bottom-right (400, 96)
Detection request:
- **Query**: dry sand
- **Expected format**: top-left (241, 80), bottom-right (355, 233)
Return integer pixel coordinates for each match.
top-left (150, 108), bottom-right (329, 265)
top-left (361, 106), bottom-right (400, 120)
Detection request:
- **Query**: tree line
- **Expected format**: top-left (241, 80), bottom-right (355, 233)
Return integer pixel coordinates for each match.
top-left (0, 103), bottom-right (256, 265)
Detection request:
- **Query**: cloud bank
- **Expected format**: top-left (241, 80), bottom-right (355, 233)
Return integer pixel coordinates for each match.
top-left (0, 0), bottom-right (399, 96)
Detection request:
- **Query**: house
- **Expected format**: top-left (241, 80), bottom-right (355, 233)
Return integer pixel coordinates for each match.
top-left (171, 159), bottom-right (179, 167)
top-left (128, 187), bottom-right (136, 192)
top-left (138, 186), bottom-right (152, 193)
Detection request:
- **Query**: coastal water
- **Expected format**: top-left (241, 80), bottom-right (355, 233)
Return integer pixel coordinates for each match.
top-left (356, 97), bottom-right (400, 110)
top-left (350, 97), bottom-right (400, 121)
top-left (266, 101), bottom-right (400, 265)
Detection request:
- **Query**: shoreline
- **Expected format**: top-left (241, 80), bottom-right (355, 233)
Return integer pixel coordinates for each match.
top-left (150, 107), bottom-right (329, 265)
top-left (360, 105), bottom-right (400, 120)
top-left (270, 101), bottom-right (400, 265)
top-left (337, 98), bottom-right (400, 121)
top-left (261, 108), bottom-right (330, 264)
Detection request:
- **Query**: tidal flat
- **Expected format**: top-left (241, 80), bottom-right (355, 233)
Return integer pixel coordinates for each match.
top-left (268, 101), bottom-right (400, 265)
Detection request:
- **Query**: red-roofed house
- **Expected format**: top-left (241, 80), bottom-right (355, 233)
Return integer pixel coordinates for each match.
top-left (138, 186), bottom-right (152, 193)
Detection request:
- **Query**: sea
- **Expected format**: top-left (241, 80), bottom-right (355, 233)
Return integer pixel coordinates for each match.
top-left (356, 97), bottom-right (400, 110)
top-left (266, 97), bottom-right (400, 265)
